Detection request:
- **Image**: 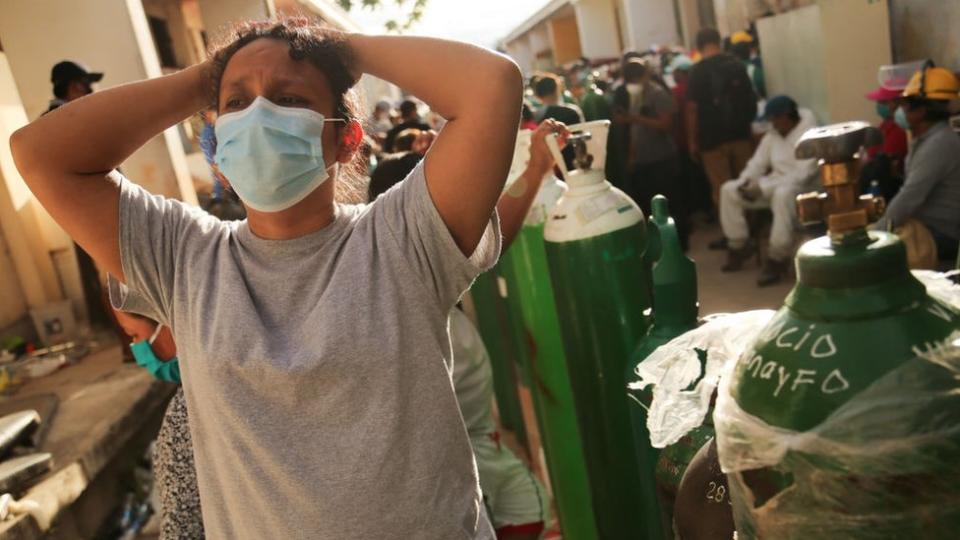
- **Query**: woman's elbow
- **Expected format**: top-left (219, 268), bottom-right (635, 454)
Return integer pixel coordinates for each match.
top-left (9, 126), bottom-right (29, 162)
top-left (493, 57), bottom-right (524, 104)
top-left (9, 125), bottom-right (38, 177)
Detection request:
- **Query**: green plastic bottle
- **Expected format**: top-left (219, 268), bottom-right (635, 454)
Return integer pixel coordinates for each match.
top-left (543, 120), bottom-right (654, 539)
top-left (626, 195), bottom-right (699, 539)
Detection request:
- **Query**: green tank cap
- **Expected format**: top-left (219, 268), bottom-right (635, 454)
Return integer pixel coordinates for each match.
top-left (650, 196), bottom-right (698, 328)
top-left (795, 231), bottom-right (911, 289)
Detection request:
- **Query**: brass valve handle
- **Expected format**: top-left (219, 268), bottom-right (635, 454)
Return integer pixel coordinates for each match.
top-left (794, 122), bottom-right (885, 238)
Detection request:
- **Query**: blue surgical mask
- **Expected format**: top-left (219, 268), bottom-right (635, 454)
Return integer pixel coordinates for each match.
top-left (131, 325), bottom-right (181, 383)
top-left (894, 106), bottom-right (910, 130)
top-left (214, 97), bottom-right (343, 212)
top-left (875, 102), bottom-right (890, 119)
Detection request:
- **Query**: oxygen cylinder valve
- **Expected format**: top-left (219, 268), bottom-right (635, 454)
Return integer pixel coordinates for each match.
top-left (794, 122), bottom-right (886, 241)
top-left (568, 131), bottom-right (594, 171)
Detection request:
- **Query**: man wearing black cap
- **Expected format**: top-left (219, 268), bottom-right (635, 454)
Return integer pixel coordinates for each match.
top-left (718, 95), bottom-right (818, 286)
top-left (46, 60), bottom-right (103, 113)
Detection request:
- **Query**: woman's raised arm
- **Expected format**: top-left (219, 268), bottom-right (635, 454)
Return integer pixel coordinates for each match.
top-left (347, 34), bottom-right (524, 256)
top-left (9, 63), bottom-right (209, 281)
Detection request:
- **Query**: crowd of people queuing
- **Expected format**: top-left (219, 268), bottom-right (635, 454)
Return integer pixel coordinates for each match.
top-left (463, 24), bottom-right (957, 284)
top-left (16, 11), bottom-right (960, 539)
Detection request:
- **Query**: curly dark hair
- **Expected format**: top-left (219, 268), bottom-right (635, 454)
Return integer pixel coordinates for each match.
top-left (206, 17), bottom-right (369, 203)
top-left (208, 18), bottom-right (359, 117)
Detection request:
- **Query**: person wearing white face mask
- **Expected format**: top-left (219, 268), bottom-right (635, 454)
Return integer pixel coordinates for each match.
top-left (10, 17), bottom-right (523, 540)
top-left (612, 59), bottom-right (688, 244)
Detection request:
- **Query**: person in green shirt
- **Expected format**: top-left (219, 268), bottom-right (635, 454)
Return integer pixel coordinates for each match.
top-left (570, 72), bottom-right (611, 122)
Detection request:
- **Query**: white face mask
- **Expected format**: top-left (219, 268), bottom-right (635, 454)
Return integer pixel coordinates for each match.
top-left (626, 83), bottom-right (643, 95)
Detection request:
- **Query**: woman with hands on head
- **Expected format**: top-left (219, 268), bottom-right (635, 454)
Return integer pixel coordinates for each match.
top-left (11, 18), bottom-right (523, 540)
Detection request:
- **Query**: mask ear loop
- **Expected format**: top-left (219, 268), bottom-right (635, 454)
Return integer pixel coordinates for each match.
top-left (148, 324), bottom-right (163, 346)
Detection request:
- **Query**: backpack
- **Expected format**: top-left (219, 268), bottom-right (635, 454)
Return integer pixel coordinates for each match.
top-left (708, 56), bottom-right (758, 132)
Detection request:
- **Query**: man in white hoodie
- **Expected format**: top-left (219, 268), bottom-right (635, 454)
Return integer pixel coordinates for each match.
top-left (719, 95), bottom-right (818, 286)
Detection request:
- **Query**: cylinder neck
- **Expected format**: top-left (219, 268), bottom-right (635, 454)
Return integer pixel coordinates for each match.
top-left (566, 169), bottom-right (605, 190)
top-left (649, 197), bottom-right (698, 328)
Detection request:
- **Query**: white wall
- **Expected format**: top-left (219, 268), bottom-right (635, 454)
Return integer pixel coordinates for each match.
top-left (199, 0), bottom-right (275, 43)
top-left (0, 53), bottom-right (68, 314)
top-left (819, 0), bottom-right (892, 123)
top-left (619, 0), bottom-right (681, 51)
top-left (0, 224), bottom-right (27, 329)
top-left (758, 0), bottom-right (891, 125)
top-left (0, 0), bottom-right (197, 203)
top-left (505, 36), bottom-right (537, 75)
top-left (574, 0), bottom-right (622, 59)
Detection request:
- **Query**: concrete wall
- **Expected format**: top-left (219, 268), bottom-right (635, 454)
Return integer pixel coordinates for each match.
top-left (505, 36), bottom-right (537, 75)
top-left (819, 0), bottom-right (891, 123)
top-left (0, 0), bottom-right (197, 203)
top-left (714, 0), bottom-right (814, 36)
top-left (574, 0), bottom-right (623, 59)
top-left (889, 0), bottom-right (960, 69)
top-left (619, 0), bottom-right (682, 50)
top-left (549, 15), bottom-right (583, 66)
top-left (0, 223), bottom-right (27, 329)
top-left (758, 0), bottom-right (891, 125)
top-left (759, 6), bottom-right (827, 123)
top-left (0, 53), bottom-right (72, 320)
top-left (143, 0), bottom-right (208, 69)
top-left (199, 0), bottom-right (275, 43)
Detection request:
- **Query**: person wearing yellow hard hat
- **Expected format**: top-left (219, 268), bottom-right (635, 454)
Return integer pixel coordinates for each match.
top-left (875, 60), bottom-right (960, 264)
top-left (730, 30), bottom-right (766, 98)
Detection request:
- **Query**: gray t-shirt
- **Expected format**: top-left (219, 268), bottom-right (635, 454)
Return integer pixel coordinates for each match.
top-left (449, 308), bottom-right (496, 438)
top-left (112, 161), bottom-right (500, 539)
top-left (876, 121), bottom-right (960, 239)
top-left (630, 82), bottom-right (677, 165)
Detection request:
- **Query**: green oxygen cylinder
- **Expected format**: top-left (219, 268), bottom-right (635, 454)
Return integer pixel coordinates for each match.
top-left (466, 129), bottom-right (534, 446)
top-left (626, 195), bottom-right (699, 539)
top-left (654, 420), bottom-right (714, 536)
top-left (543, 120), bottom-right (654, 539)
top-left (716, 122), bottom-right (960, 539)
top-left (469, 271), bottom-right (528, 445)
top-left (495, 253), bottom-right (533, 388)
top-left (506, 176), bottom-right (599, 540)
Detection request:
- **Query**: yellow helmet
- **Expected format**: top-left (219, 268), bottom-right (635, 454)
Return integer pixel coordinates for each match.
top-left (902, 61), bottom-right (960, 101)
top-left (731, 31), bottom-right (754, 45)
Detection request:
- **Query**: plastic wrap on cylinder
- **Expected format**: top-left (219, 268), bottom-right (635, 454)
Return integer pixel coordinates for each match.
top-left (629, 310), bottom-right (775, 448)
top-left (914, 270), bottom-right (960, 307)
top-left (714, 272), bottom-right (960, 539)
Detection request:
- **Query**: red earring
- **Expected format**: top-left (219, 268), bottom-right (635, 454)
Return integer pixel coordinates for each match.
top-left (343, 122), bottom-right (363, 152)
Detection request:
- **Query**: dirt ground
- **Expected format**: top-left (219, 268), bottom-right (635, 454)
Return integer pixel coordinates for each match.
top-left (688, 220), bottom-right (795, 316)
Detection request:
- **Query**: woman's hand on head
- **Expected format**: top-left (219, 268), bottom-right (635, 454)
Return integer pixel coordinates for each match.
top-left (527, 119), bottom-right (569, 179)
